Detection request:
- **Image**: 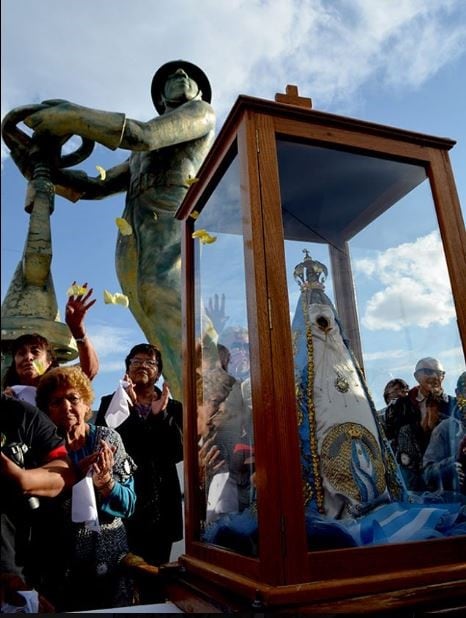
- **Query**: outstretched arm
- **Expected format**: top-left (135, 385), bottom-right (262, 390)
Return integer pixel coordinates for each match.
top-left (121, 99), bottom-right (216, 151)
top-left (24, 98), bottom-right (215, 153)
top-left (65, 283), bottom-right (99, 379)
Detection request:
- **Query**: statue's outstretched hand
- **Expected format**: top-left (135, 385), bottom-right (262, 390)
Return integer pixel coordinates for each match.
top-left (24, 100), bottom-right (81, 136)
top-left (1, 103), bottom-right (53, 180)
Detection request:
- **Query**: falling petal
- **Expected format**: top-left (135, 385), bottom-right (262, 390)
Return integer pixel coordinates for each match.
top-left (202, 234), bottom-right (217, 244)
top-left (190, 210), bottom-right (200, 220)
top-left (67, 284), bottom-right (87, 297)
top-left (32, 359), bottom-right (47, 376)
top-left (96, 165), bottom-right (106, 180)
top-left (103, 289), bottom-right (114, 304)
top-left (186, 176), bottom-right (199, 186)
top-left (153, 212), bottom-right (158, 221)
top-left (192, 229), bottom-right (217, 245)
top-left (192, 229), bottom-right (208, 238)
top-left (115, 217), bottom-right (133, 236)
top-left (113, 293), bottom-right (129, 308)
top-left (103, 289), bottom-right (129, 308)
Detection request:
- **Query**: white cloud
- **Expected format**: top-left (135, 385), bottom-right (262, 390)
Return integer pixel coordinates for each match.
top-left (86, 323), bottom-right (136, 361)
top-left (355, 231), bottom-right (456, 331)
top-left (364, 348), bottom-right (407, 362)
top-left (2, 0), bottom-right (465, 136)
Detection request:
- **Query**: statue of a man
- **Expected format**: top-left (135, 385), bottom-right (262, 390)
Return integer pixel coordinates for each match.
top-left (21, 60), bottom-right (216, 399)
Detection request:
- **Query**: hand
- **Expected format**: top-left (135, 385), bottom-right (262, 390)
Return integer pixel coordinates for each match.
top-left (151, 382), bottom-right (170, 417)
top-left (73, 450), bottom-right (99, 478)
top-left (92, 440), bottom-right (116, 493)
top-left (206, 293), bottom-right (229, 334)
top-left (123, 374), bottom-right (137, 404)
top-left (24, 100), bottom-right (81, 136)
top-left (65, 281), bottom-right (96, 339)
top-left (198, 434), bottom-right (226, 480)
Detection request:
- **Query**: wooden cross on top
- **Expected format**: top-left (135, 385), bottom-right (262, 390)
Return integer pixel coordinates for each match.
top-left (275, 84), bottom-right (312, 109)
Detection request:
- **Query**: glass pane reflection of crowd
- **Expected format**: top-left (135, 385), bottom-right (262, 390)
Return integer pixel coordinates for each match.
top-left (196, 255), bottom-right (466, 558)
top-left (196, 321), bottom-right (257, 556)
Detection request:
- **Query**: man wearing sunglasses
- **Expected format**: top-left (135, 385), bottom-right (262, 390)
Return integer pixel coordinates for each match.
top-left (385, 357), bottom-right (456, 491)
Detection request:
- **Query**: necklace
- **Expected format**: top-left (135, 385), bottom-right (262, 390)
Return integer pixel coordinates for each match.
top-left (135, 401), bottom-right (152, 419)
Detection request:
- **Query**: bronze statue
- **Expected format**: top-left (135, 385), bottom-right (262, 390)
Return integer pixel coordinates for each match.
top-left (9, 60), bottom-right (216, 399)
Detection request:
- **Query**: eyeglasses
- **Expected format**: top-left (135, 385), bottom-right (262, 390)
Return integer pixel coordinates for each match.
top-left (419, 369), bottom-right (445, 378)
top-left (49, 395), bottom-right (82, 408)
top-left (129, 358), bottom-right (158, 368)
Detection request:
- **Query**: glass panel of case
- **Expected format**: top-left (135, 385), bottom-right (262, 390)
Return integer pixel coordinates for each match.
top-left (277, 138), bottom-right (466, 552)
top-left (192, 153), bottom-right (257, 556)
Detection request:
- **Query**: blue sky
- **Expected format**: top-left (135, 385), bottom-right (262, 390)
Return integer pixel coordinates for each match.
top-left (2, 0), bottom-right (465, 408)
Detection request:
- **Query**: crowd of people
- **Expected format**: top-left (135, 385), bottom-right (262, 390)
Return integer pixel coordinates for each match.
top-left (1, 288), bottom-right (183, 612)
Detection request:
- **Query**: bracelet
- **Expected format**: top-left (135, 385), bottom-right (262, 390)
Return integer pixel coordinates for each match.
top-left (99, 477), bottom-right (114, 491)
top-left (74, 334), bottom-right (87, 344)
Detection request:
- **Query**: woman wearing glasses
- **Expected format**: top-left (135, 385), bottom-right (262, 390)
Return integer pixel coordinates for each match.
top-left (95, 343), bottom-right (183, 604)
top-left (34, 365), bottom-right (136, 612)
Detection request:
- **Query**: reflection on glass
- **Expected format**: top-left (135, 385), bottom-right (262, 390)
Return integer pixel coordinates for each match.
top-left (193, 153), bottom-right (257, 556)
top-left (278, 138), bottom-right (465, 552)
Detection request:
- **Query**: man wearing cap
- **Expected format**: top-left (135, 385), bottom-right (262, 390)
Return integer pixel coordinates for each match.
top-left (20, 61), bottom-right (216, 400)
top-left (385, 357), bottom-right (456, 491)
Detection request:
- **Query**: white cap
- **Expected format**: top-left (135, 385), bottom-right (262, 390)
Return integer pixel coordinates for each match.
top-left (414, 357), bottom-right (444, 375)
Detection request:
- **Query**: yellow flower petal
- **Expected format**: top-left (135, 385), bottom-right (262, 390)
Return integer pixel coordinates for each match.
top-left (190, 210), bottom-right (200, 220)
top-left (186, 176), bottom-right (199, 186)
top-left (67, 284), bottom-right (87, 297)
top-left (202, 234), bottom-right (217, 244)
top-left (192, 229), bottom-right (217, 245)
top-left (115, 293), bottom-right (129, 307)
top-left (96, 165), bottom-right (106, 180)
top-left (103, 289), bottom-right (129, 308)
top-left (115, 217), bottom-right (133, 236)
top-left (103, 289), bottom-right (114, 304)
top-left (32, 359), bottom-right (47, 376)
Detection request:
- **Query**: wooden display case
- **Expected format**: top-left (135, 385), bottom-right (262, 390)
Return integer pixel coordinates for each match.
top-left (174, 88), bottom-right (466, 613)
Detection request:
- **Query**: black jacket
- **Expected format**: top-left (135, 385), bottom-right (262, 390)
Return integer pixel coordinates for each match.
top-left (95, 388), bottom-right (183, 542)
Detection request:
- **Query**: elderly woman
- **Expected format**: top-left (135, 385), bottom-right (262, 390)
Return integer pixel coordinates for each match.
top-left (34, 366), bottom-right (136, 612)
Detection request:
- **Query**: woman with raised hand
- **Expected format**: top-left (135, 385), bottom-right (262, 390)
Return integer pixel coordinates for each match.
top-left (2, 283), bottom-right (99, 406)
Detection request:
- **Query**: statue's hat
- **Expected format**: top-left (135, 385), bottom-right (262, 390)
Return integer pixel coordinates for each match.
top-left (151, 60), bottom-right (212, 114)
